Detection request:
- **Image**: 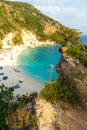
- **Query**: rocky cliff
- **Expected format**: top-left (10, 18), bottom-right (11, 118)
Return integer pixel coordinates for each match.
top-left (36, 98), bottom-right (87, 130)
top-left (1, 29), bottom-right (55, 49)
top-left (57, 47), bottom-right (87, 95)
top-left (6, 94), bottom-right (87, 130)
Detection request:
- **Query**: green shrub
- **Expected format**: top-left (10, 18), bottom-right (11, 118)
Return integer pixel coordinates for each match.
top-left (29, 114), bottom-right (38, 129)
top-left (78, 55), bottom-right (87, 67)
top-left (0, 86), bottom-right (18, 129)
top-left (66, 45), bottom-right (82, 58)
top-left (40, 77), bottom-right (82, 106)
top-left (66, 44), bottom-right (87, 67)
top-left (40, 82), bottom-right (58, 103)
top-left (58, 78), bottom-right (81, 104)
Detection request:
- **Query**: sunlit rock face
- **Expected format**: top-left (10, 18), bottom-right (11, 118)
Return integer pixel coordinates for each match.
top-left (36, 98), bottom-right (87, 130)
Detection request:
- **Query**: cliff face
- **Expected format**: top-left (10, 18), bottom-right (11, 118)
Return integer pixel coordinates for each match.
top-left (5, 93), bottom-right (87, 130)
top-left (2, 29), bottom-right (54, 49)
top-left (36, 98), bottom-right (87, 130)
top-left (57, 47), bottom-right (87, 95)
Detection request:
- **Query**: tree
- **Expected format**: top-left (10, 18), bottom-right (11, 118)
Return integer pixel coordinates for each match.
top-left (0, 85), bottom-right (15, 129)
top-left (51, 26), bottom-right (81, 46)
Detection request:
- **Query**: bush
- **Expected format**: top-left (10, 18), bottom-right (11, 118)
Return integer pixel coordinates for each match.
top-left (58, 77), bottom-right (81, 104)
top-left (40, 77), bottom-right (82, 106)
top-left (66, 45), bottom-right (82, 58)
top-left (66, 44), bottom-right (87, 67)
top-left (40, 82), bottom-right (58, 103)
top-left (0, 85), bottom-right (18, 129)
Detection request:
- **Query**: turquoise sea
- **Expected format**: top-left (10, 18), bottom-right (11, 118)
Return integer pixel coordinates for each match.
top-left (18, 45), bottom-right (61, 85)
top-left (18, 35), bottom-right (87, 85)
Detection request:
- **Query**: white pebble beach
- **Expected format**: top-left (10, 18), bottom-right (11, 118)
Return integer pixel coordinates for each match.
top-left (0, 45), bottom-right (43, 96)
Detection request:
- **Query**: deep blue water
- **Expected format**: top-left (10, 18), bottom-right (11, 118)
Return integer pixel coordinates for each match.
top-left (18, 45), bottom-right (61, 85)
top-left (81, 35), bottom-right (87, 44)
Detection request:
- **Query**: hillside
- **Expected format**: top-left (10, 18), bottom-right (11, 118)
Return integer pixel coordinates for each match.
top-left (0, 0), bottom-right (81, 49)
top-left (0, 0), bottom-right (60, 47)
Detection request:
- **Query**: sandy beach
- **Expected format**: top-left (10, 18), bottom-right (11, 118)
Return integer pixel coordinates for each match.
top-left (0, 45), bottom-right (43, 96)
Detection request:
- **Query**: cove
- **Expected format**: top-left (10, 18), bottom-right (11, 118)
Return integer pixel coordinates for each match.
top-left (18, 44), bottom-right (61, 85)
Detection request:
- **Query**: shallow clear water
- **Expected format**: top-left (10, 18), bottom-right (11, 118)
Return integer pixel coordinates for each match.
top-left (18, 45), bottom-right (61, 85)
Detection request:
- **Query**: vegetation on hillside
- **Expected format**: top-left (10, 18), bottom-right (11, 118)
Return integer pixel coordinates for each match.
top-left (0, 85), bottom-right (38, 130)
top-left (0, 0), bottom-right (60, 41)
top-left (0, 1), bottom-right (81, 46)
top-left (13, 31), bottom-right (23, 45)
top-left (51, 26), bottom-right (81, 46)
top-left (40, 77), bottom-right (82, 107)
top-left (66, 44), bottom-right (87, 67)
top-left (0, 85), bottom-right (17, 130)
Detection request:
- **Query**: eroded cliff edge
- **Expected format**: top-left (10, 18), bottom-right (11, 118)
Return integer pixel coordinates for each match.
top-left (57, 46), bottom-right (87, 95)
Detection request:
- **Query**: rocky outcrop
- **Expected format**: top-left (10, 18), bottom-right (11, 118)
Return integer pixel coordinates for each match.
top-left (4, 88), bottom-right (87, 130)
top-left (2, 32), bottom-right (16, 49)
top-left (21, 29), bottom-right (53, 48)
top-left (57, 47), bottom-right (87, 95)
top-left (36, 98), bottom-right (87, 130)
top-left (1, 29), bottom-right (54, 49)
top-left (36, 98), bottom-right (63, 130)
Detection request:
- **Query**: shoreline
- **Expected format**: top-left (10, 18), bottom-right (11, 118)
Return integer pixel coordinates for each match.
top-left (0, 45), bottom-right (43, 96)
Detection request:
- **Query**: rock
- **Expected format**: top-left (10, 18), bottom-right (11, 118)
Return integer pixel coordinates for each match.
top-left (36, 98), bottom-right (87, 130)
top-left (75, 59), bottom-right (80, 65)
